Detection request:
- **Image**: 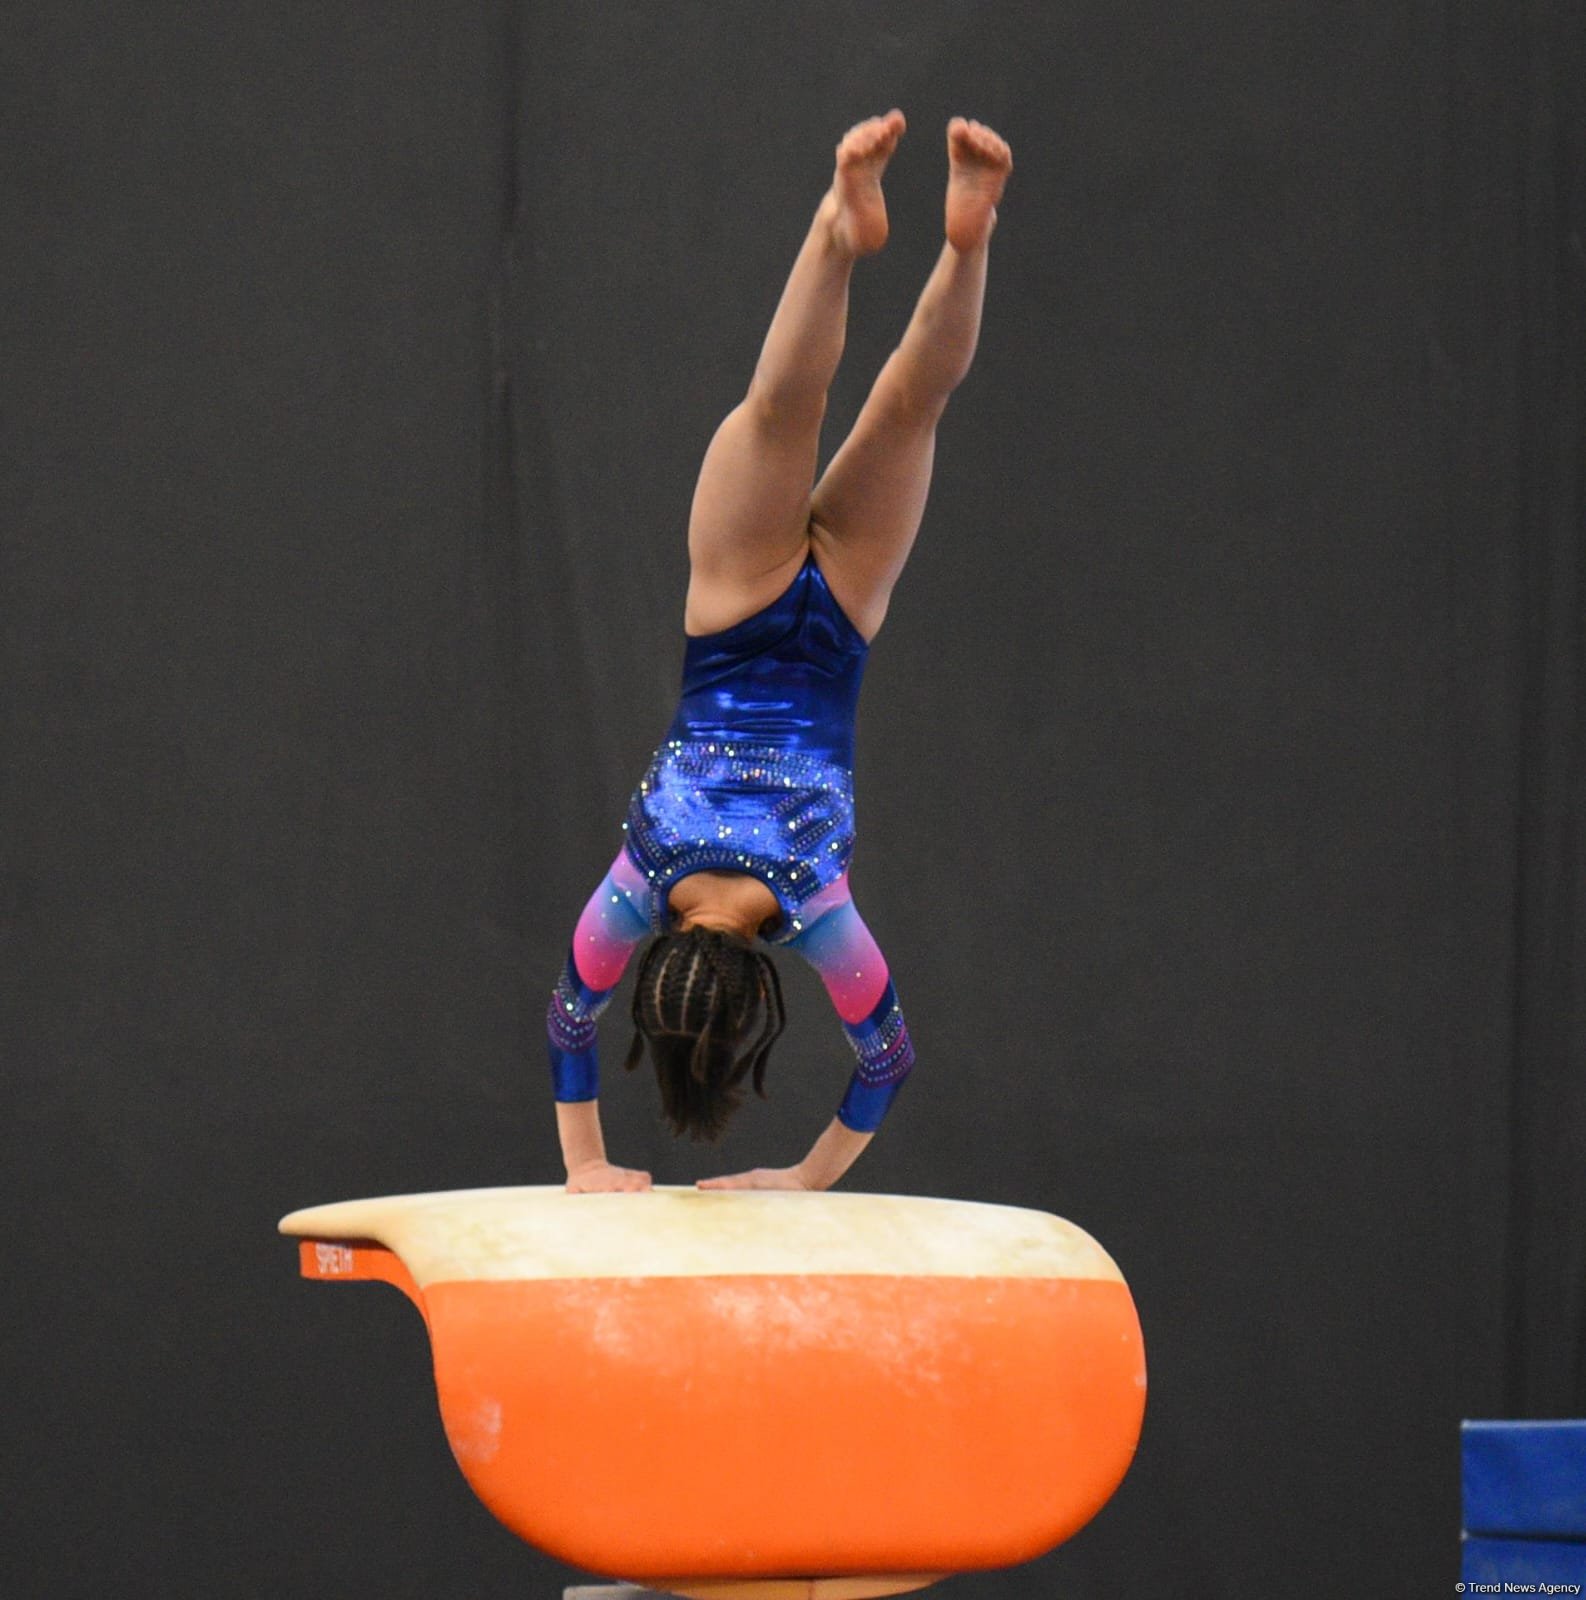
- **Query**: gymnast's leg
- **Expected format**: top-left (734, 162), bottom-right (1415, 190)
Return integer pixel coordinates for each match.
top-left (809, 118), bottom-right (1012, 641)
top-left (684, 110), bottom-right (906, 636)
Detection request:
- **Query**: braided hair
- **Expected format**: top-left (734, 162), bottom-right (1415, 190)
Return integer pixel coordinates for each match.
top-left (623, 927), bottom-right (787, 1142)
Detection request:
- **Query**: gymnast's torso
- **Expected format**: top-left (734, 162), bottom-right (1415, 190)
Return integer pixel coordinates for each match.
top-left (549, 550), bottom-right (913, 1135)
top-left (623, 552), bottom-right (869, 942)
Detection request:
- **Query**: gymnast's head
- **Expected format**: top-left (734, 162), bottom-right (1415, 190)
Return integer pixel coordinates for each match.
top-left (623, 926), bottom-right (787, 1142)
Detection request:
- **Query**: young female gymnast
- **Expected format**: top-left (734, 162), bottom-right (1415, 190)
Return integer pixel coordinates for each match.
top-left (546, 110), bottom-right (1012, 1194)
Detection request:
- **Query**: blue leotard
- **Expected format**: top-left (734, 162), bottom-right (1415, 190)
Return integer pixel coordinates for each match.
top-left (546, 554), bottom-right (915, 1133)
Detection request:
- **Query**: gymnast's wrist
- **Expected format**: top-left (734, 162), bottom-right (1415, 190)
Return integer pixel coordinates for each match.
top-left (555, 1098), bottom-right (607, 1174)
top-left (796, 1118), bottom-right (874, 1191)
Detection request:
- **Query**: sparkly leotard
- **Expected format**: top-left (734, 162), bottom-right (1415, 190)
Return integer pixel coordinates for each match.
top-left (546, 554), bottom-right (915, 1133)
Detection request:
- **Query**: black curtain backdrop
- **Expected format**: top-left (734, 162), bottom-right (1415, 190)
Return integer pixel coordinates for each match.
top-left (3, 4), bottom-right (1581, 1597)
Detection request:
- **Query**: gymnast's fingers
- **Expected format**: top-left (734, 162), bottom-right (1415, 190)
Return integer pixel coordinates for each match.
top-left (697, 1167), bottom-right (804, 1190)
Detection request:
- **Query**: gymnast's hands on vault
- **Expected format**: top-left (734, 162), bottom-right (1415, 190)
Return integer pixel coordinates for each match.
top-left (542, 112), bottom-right (1010, 1193)
top-left (563, 1155), bottom-right (653, 1194)
top-left (696, 1168), bottom-right (809, 1192)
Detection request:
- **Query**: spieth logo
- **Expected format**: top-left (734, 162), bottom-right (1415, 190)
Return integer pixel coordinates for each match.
top-left (315, 1243), bottom-right (356, 1276)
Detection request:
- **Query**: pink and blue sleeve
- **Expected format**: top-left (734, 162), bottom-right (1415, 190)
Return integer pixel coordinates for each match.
top-left (546, 850), bottom-right (650, 1101)
top-left (785, 874), bottom-right (916, 1133)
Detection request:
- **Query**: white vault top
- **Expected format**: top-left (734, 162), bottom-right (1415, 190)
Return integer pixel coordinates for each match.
top-left (278, 1185), bottom-right (1123, 1287)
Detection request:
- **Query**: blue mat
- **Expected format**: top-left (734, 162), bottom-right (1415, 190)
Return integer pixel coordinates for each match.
top-left (1463, 1420), bottom-right (1586, 1540)
top-left (1461, 1534), bottom-right (1586, 1587)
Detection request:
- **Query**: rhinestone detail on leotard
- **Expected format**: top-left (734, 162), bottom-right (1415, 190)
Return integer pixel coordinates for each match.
top-left (623, 737), bottom-right (855, 943)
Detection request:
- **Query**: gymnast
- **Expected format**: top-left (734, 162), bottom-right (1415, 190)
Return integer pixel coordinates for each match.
top-left (546, 110), bottom-right (1012, 1194)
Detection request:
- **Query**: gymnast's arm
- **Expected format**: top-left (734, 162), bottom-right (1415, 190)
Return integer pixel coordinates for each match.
top-left (703, 875), bottom-right (914, 1191)
top-left (546, 850), bottom-right (651, 1193)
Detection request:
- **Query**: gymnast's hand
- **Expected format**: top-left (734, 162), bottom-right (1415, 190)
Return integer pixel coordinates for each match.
top-left (697, 1166), bottom-right (814, 1192)
top-left (566, 1159), bottom-right (653, 1194)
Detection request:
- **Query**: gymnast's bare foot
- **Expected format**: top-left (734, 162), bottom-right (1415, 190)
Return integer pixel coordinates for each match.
top-left (826, 108), bottom-right (906, 257)
top-left (945, 117), bottom-right (1013, 253)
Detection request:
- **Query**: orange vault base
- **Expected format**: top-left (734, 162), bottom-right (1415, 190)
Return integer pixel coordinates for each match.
top-left (278, 1186), bottom-right (1146, 1598)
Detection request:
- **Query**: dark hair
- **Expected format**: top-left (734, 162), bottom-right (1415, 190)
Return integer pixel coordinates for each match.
top-left (623, 927), bottom-right (787, 1142)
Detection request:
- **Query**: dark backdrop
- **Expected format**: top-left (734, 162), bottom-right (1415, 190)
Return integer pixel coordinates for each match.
top-left (4, 3), bottom-right (1581, 1597)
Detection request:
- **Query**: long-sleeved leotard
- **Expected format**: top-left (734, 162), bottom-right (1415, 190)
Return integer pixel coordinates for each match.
top-left (547, 552), bottom-right (916, 1133)
top-left (546, 851), bottom-right (914, 1133)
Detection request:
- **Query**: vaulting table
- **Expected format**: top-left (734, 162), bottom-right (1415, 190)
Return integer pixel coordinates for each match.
top-left (279, 1186), bottom-right (1146, 1598)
